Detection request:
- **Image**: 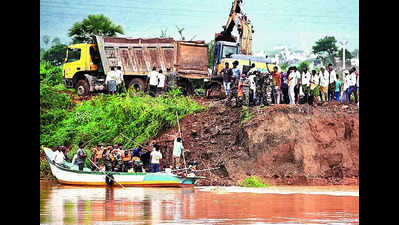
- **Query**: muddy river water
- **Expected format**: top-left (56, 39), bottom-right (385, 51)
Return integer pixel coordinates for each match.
top-left (40, 180), bottom-right (359, 224)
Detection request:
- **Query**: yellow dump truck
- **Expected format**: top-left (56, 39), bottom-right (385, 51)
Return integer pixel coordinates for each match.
top-left (63, 35), bottom-right (209, 96)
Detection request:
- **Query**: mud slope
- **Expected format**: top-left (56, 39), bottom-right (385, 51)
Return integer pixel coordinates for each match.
top-left (155, 100), bottom-right (359, 186)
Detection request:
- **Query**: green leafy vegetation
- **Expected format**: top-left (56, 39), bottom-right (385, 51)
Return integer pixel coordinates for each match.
top-left (240, 106), bottom-right (252, 125)
top-left (241, 176), bottom-right (268, 188)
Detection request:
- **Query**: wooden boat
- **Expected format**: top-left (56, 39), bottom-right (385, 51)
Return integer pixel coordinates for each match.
top-left (43, 147), bottom-right (204, 187)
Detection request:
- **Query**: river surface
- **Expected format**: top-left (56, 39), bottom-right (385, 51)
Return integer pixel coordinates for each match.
top-left (40, 180), bottom-right (359, 225)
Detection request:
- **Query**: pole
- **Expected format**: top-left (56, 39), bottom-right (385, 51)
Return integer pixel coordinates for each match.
top-left (87, 157), bottom-right (126, 189)
top-left (343, 45), bottom-right (345, 70)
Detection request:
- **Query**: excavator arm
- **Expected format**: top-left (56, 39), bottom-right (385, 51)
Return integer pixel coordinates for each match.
top-left (215, 0), bottom-right (254, 55)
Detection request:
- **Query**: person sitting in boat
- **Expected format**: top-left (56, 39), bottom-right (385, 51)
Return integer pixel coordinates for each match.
top-left (131, 155), bottom-right (145, 172)
top-left (102, 146), bottom-right (113, 171)
top-left (76, 142), bottom-right (88, 171)
top-left (150, 144), bottom-right (162, 173)
top-left (53, 146), bottom-right (66, 167)
top-left (122, 148), bottom-right (132, 172)
top-left (111, 145), bottom-right (123, 172)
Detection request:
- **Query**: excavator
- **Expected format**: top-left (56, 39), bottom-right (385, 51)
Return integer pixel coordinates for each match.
top-left (206, 0), bottom-right (280, 97)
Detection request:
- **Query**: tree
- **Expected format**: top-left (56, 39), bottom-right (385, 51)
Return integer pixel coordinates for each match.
top-left (336, 48), bottom-right (353, 60)
top-left (51, 37), bottom-right (61, 46)
top-left (160, 29), bottom-right (168, 38)
top-left (208, 40), bottom-right (215, 69)
top-left (68, 14), bottom-right (124, 44)
top-left (43, 35), bottom-right (50, 49)
top-left (176, 25), bottom-right (186, 40)
top-left (312, 36), bottom-right (339, 66)
top-left (42, 44), bottom-right (68, 66)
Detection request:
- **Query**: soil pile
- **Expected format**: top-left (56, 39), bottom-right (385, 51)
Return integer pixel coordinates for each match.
top-left (155, 99), bottom-right (359, 186)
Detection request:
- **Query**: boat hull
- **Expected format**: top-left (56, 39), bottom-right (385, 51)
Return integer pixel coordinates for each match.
top-left (44, 148), bottom-right (201, 188)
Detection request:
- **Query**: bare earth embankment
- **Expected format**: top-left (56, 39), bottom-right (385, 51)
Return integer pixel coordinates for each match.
top-left (155, 98), bottom-right (359, 186)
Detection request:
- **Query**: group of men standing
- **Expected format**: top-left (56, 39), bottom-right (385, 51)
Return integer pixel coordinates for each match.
top-left (221, 61), bottom-right (359, 107)
top-left (147, 66), bottom-right (177, 97)
top-left (106, 66), bottom-right (124, 94)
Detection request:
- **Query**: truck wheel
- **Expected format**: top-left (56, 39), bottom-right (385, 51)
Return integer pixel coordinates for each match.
top-left (76, 80), bottom-right (90, 96)
top-left (128, 78), bottom-right (145, 92)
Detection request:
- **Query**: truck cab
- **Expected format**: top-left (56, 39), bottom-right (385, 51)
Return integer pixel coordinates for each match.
top-left (212, 41), bottom-right (240, 76)
top-left (63, 43), bottom-right (104, 96)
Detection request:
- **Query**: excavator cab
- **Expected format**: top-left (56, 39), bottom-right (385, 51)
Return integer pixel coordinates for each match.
top-left (212, 41), bottom-right (240, 75)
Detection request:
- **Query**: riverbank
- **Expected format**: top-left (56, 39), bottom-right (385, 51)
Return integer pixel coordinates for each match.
top-left (40, 97), bottom-right (359, 186)
top-left (153, 99), bottom-right (359, 186)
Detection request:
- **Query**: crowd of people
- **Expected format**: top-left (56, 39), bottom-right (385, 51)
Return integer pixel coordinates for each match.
top-left (221, 61), bottom-right (359, 107)
top-left (51, 134), bottom-right (186, 173)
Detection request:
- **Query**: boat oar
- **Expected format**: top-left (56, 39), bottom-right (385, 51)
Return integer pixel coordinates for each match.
top-left (87, 157), bottom-right (126, 189)
top-left (176, 111), bottom-right (187, 170)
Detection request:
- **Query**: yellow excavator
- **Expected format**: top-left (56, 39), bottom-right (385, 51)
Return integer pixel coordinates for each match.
top-left (206, 0), bottom-right (280, 97)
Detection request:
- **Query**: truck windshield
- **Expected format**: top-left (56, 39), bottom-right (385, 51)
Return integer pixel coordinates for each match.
top-left (221, 45), bottom-right (238, 58)
top-left (66, 48), bottom-right (81, 63)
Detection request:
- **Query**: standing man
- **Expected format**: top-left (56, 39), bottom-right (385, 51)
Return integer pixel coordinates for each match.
top-left (241, 73), bottom-right (251, 106)
top-left (94, 143), bottom-right (104, 169)
top-left (102, 146), bottom-right (113, 171)
top-left (294, 67), bottom-right (301, 104)
top-left (287, 67), bottom-right (296, 105)
top-left (354, 69), bottom-right (359, 103)
top-left (147, 66), bottom-right (159, 97)
top-left (165, 68), bottom-right (177, 92)
top-left (150, 144), bottom-right (163, 173)
top-left (309, 69), bottom-right (320, 106)
top-left (300, 65), bottom-right (311, 104)
top-left (281, 72), bottom-right (289, 104)
top-left (248, 71), bottom-right (257, 105)
top-left (347, 67), bottom-right (357, 103)
top-left (232, 61), bottom-right (241, 81)
top-left (77, 142), bottom-right (87, 171)
top-left (157, 69), bottom-right (166, 95)
top-left (173, 136), bottom-right (184, 169)
top-left (106, 66), bottom-right (118, 95)
top-left (327, 64), bottom-right (337, 102)
top-left (116, 66), bottom-right (124, 93)
top-left (267, 64), bottom-right (282, 104)
top-left (221, 62), bottom-right (233, 97)
top-left (334, 73), bottom-right (342, 102)
top-left (341, 70), bottom-right (349, 104)
top-left (319, 66), bottom-right (329, 103)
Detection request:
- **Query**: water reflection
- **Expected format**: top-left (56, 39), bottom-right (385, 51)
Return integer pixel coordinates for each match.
top-left (40, 181), bottom-right (358, 225)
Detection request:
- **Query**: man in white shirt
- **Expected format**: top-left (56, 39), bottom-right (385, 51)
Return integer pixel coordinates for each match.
top-left (301, 66), bottom-right (311, 104)
top-left (248, 72), bottom-right (257, 104)
top-left (341, 70), bottom-right (350, 104)
top-left (147, 66), bottom-right (159, 97)
top-left (319, 66), bottom-right (329, 102)
top-left (327, 64), bottom-right (337, 102)
top-left (106, 66), bottom-right (119, 95)
top-left (150, 144), bottom-right (163, 172)
top-left (309, 69), bottom-right (320, 105)
top-left (347, 67), bottom-right (357, 103)
top-left (116, 66), bottom-right (124, 93)
top-left (157, 69), bottom-right (166, 95)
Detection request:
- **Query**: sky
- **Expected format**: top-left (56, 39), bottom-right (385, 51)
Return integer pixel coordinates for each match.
top-left (40, 0), bottom-right (359, 53)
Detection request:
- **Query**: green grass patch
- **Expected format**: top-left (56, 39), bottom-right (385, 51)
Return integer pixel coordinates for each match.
top-left (241, 176), bottom-right (268, 187)
top-left (240, 106), bottom-right (252, 125)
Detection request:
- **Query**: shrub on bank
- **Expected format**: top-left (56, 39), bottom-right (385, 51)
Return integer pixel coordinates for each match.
top-left (241, 176), bottom-right (268, 187)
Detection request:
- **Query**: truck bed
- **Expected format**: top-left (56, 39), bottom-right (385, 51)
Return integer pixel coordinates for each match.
top-left (95, 36), bottom-right (209, 79)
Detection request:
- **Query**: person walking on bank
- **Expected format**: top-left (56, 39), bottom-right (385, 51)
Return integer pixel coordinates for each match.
top-left (173, 136), bottom-right (184, 169)
top-left (77, 142), bottom-right (87, 171)
top-left (106, 66), bottom-right (119, 95)
top-left (147, 66), bottom-right (159, 97)
top-left (327, 64), bottom-right (337, 102)
top-left (319, 66), bottom-right (329, 103)
top-left (150, 144), bottom-right (162, 173)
